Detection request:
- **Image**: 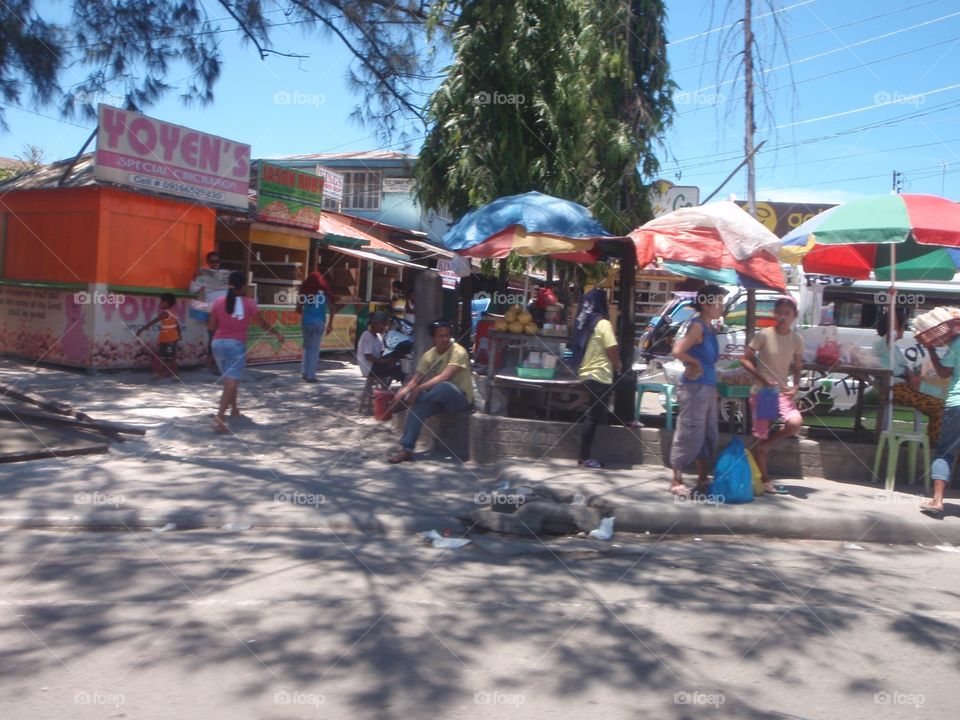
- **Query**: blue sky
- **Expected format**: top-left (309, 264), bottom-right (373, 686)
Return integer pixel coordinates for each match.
top-left (2, 0), bottom-right (959, 205)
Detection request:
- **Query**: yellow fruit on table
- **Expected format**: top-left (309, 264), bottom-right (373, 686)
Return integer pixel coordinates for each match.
top-left (493, 319), bottom-right (508, 332)
top-left (509, 322), bottom-right (524, 334)
top-left (518, 312), bottom-right (533, 324)
top-left (523, 324), bottom-right (537, 334)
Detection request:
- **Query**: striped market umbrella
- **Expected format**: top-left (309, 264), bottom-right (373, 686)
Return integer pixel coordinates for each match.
top-left (441, 191), bottom-right (614, 262)
top-left (780, 193), bottom-right (960, 280)
top-left (780, 192), bottom-right (960, 432)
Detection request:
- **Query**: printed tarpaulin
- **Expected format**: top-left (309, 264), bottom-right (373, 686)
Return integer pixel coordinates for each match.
top-left (630, 201), bottom-right (786, 291)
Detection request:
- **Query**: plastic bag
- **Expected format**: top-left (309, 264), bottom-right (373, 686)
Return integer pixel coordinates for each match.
top-left (745, 449), bottom-right (763, 496)
top-left (755, 387), bottom-right (780, 420)
top-left (816, 340), bottom-right (841, 366)
top-left (815, 326), bottom-right (841, 366)
top-left (709, 437), bottom-right (754, 504)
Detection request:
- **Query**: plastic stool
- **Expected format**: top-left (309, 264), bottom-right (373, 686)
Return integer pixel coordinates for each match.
top-left (636, 382), bottom-right (675, 430)
top-left (872, 408), bottom-right (930, 491)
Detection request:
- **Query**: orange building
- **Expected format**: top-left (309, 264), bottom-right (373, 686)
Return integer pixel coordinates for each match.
top-left (0, 155), bottom-right (219, 368)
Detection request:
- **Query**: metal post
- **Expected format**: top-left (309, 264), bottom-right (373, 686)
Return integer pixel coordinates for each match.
top-left (414, 270), bottom-right (442, 362)
top-left (614, 244), bottom-right (637, 422)
top-left (743, 0), bottom-right (758, 343)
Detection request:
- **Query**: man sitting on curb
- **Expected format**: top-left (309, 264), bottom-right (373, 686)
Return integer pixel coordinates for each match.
top-left (388, 320), bottom-right (473, 464)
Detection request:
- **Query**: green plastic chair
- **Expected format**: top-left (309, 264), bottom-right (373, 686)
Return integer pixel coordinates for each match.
top-left (871, 408), bottom-right (931, 492)
top-left (636, 381), bottom-right (675, 430)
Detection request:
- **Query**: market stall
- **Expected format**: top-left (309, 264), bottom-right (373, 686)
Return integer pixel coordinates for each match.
top-left (0, 105), bottom-right (253, 370)
top-left (0, 157), bottom-right (221, 369)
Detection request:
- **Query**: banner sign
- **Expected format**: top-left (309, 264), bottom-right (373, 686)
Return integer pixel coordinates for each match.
top-left (256, 162), bottom-right (325, 229)
top-left (94, 104), bottom-right (251, 209)
top-left (316, 165), bottom-right (344, 202)
top-left (650, 179), bottom-right (700, 217)
top-left (383, 177), bottom-right (415, 194)
top-left (735, 200), bottom-right (836, 238)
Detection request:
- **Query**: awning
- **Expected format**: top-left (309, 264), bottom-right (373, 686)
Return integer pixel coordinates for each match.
top-left (330, 245), bottom-right (426, 270)
top-left (318, 212), bottom-right (412, 260)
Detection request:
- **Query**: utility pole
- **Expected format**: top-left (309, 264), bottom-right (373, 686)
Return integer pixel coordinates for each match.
top-left (744, 0), bottom-right (757, 341)
top-left (892, 170), bottom-right (904, 194)
top-left (744, 0), bottom-right (756, 219)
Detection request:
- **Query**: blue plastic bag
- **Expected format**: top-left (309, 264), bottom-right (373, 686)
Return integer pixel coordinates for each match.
top-left (708, 437), bottom-right (754, 503)
top-left (755, 387), bottom-right (780, 420)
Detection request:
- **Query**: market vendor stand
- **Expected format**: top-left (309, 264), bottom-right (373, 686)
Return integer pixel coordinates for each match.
top-left (802, 362), bottom-right (892, 440)
top-left (214, 163), bottom-right (428, 364)
top-left (0, 105), bottom-right (255, 371)
top-left (0, 156), bottom-right (220, 369)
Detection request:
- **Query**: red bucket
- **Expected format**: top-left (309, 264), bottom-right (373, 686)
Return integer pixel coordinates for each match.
top-left (373, 389), bottom-right (397, 421)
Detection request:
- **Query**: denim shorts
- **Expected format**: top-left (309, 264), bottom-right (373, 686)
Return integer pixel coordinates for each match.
top-left (211, 338), bottom-right (247, 380)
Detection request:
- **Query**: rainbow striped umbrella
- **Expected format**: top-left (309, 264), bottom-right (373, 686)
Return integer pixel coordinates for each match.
top-left (780, 193), bottom-right (960, 280)
top-left (441, 191), bottom-right (614, 262)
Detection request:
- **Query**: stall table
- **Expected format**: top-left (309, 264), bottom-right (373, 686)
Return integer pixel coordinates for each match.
top-left (489, 368), bottom-right (587, 419)
top-left (484, 331), bottom-right (581, 417)
top-left (802, 362), bottom-right (892, 439)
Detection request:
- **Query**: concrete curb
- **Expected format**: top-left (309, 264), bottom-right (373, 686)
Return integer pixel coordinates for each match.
top-left (491, 462), bottom-right (960, 545)
top-left (0, 510), bottom-right (468, 535)
top-left (594, 500), bottom-right (960, 545)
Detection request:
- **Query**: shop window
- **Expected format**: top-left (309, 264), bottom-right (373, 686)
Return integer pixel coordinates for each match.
top-left (342, 170), bottom-right (382, 210)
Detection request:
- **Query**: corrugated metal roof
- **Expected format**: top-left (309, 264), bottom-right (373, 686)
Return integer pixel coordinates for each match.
top-left (318, 212), bottom-right (411, 261)
top-left (0, 154), bottom-right (96, 191)
top-left (273, 150), bottom-right (417, 161)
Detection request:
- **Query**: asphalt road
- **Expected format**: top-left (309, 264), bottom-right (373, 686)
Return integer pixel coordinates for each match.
top-left (2, 528), bottom-right (958, 719)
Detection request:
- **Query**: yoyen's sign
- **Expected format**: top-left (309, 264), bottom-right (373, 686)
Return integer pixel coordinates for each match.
top-left (94, 104), bottom-right (251, 209)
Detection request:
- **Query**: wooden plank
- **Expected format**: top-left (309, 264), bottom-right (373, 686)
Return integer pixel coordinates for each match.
top-left (0, 444), bottom-right (108, 464)
top-left (0, 407), bottom-right (145, 438)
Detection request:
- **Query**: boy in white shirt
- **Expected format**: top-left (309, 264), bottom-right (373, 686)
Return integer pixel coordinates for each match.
top-left (357, 311), bottom-right (403, 385)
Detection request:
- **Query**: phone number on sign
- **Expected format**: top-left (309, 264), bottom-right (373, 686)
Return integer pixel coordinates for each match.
top-left (130, 174), bottom-right (224, 201)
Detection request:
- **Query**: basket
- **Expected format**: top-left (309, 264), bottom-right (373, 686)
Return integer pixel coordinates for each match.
top-left (915, 318), bottom-right (960, 348)
top-left (516, 366), bottom-right (557, 380)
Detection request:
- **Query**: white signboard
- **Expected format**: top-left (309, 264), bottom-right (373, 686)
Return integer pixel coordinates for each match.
top-left (316, 165), bottom-right (344, 201)
top-left (383, 177), bottom-right (416, 194)
top-left (94, 105), bottom-right (251, 209)
top-left (650, 179), bottom-right (700, 217)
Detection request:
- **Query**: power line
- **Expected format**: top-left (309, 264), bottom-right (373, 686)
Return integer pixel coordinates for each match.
top-left (690, 8), bottom-right (960, 94)
top-left (671, 0), bottom-right (946, 73)
top-left (671, 96), bottom-right (960, 169)
top-left (675, 34), bottom-right (960, 117)
top-left (667, 0), bottom-right (817, 46)
top-left (775, 82), bottom-right (960, 129)
top-left (0, 101), bottom-right (92, 129)
top-left (758, 162), bottom-right (960, 193)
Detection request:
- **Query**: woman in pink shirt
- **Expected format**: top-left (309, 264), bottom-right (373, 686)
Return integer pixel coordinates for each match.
top-left (208, 272), bottom-right (283, 434)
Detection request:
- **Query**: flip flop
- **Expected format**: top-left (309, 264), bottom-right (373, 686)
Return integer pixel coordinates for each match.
top-left (763, 483), bottom-right (789, 495)
top-left (920, 505), bottom-right (945, 520)
top-left (212, 417), bottom-right (230, 435)
top-left (670, 484), bottom-right (692, 497)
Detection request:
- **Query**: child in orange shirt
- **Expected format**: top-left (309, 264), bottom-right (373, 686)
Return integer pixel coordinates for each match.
top-left (137, 293), bottom-right (181, 379)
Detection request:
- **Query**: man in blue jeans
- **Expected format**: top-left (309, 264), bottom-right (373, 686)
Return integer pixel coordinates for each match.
top-left (920, 334), bottom-right (960, 518)
top-left (388, 320), bottom-right (473, 463)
